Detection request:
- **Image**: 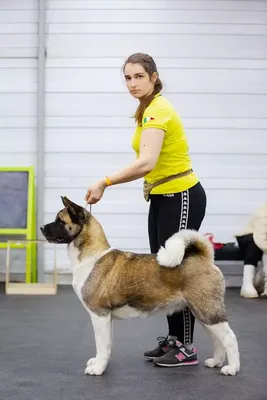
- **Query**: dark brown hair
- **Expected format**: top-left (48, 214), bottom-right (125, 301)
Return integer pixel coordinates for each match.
top-left (123, 53), bottom-right (163, 126)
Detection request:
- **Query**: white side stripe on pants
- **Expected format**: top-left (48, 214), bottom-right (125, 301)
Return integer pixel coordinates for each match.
top-left (179, 190), bottom-right (191, 345)
top-left (179, 190), bottom-right (189, 231)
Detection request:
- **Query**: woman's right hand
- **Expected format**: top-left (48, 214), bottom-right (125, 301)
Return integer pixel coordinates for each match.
top-left (85, 181), bottom-right (106, 205)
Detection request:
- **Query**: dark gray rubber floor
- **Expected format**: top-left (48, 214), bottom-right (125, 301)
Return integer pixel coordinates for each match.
top-left (0, 284), bottom-right (266, 400)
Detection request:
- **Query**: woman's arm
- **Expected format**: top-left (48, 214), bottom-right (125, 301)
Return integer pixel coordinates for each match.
top-left (100, 127), bottom-right (165, 187)
top-left (85, 128), bottom-right (165, 203)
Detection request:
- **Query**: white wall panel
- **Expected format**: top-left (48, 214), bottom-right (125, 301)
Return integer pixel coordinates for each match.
top-left (0, 24), bottom-right (37, 34)
top-left (1, 129), bottom-right (35, 152)
top-left (0, 34), bottom-right (37, 48)
top-left (44, 128), bottom-right (267, 154)
top-left (47, 23), bottom-right (267, 35)
top-left (0, 10), bottom-right (37, 23)
top-left (0, 59), bottom-right (37, 68)
top-left (46, 68), bottom-right (267, 94)
top-left (47, 34), bottom-right (267, 59)
top-left (0, 2), bottom-right (38, 273)
top-left (46, 1), bottom-right (267, 12)
top-left (0, 48), bottom-right (37, 58)
top-left (45, 176), bottom-right (267, 191)
top-left (0, 1), bottom-right (38, 172)
top-left (0, 94), bottom-right (37, 116)
top-left (0, 153), bottom-right (37, 167)
top-left (187, 130), bottom-right (267, 154)
top-left (0, 69), bottom-right (37, 92)
top-left (0, 5), bottom-right (37, 57)
top-left (46, 9), bottom-right (267, 24)
top-left (0, 1), bottom-right (37, 9)
top-left (46, 58), bottom-right (267, 70)
top-left (45, 116), bottom-right (267, 130)
top-left (45, 93), bottom-right (267, 118)
top-left (44, 153), bottom-right (267, 180)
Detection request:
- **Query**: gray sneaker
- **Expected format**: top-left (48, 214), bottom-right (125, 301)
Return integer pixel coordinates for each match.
top-left (153, 341), bottom-right (199, 367)
top-left (144, 337), bottom-right (174, 361)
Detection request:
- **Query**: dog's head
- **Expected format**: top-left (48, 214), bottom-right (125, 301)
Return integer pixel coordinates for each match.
top-left (40, 196), bottom-right (86, 244)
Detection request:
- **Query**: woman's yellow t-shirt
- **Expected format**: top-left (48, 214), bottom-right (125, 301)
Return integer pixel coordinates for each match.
top-left (132, 94), bottom-right (199, 194)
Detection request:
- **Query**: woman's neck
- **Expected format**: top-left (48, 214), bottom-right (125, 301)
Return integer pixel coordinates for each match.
top-left (138, 89), bottom-right (155, 103)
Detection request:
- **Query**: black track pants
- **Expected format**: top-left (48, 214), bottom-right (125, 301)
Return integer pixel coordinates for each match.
top-left (148, 182), bottom-right (207, 344)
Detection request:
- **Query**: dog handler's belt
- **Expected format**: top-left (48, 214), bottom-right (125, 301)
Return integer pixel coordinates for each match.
top-left (143, 169), bottom-right (193, 202)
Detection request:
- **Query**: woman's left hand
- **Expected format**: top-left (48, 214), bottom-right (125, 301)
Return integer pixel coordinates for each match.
top-left (85, 181), bottom-right (106, 204)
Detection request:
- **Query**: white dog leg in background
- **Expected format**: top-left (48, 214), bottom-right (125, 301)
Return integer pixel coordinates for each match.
top-left (85, 312), bottom-right (112, 376)
top-left (203, 322), bottom-right (240, 376)
top-left (240, 264), bottom-right (259, 298)
top-left (261, 253), bottom-right (267, 298)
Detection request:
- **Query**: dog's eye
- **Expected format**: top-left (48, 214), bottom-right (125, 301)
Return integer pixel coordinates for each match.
top-left (69, 226), bottom-right (72, 231)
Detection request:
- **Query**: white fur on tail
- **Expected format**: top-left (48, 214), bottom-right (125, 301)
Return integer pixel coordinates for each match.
top-left (156, 229), bottom-right (212, 268)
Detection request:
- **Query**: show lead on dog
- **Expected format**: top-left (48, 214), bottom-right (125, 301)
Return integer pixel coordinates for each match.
top-left (85, 53), bottom-right (207, 368)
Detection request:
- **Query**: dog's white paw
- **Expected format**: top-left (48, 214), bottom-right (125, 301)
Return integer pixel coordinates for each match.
top-left (86, 357), bottom-right (96, 367)
top-left (84, 362), bottom-right (106, 376)
top-left (205, 358), bottom-right (223, 368)
top-left (220, 364), bottom-right (239, 376)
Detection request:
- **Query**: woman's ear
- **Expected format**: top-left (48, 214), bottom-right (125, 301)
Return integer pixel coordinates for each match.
top-left (151, 72), bottom-right (158, 84)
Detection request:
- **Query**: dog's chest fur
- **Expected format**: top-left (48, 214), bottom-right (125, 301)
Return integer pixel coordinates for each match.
top-left (68, 243), bottom-right (106, 304)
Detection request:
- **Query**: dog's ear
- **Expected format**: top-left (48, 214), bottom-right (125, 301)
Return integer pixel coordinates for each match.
top-left (61, 196), bottom-right (83, 216)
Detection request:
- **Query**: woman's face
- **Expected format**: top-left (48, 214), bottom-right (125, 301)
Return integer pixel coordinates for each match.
top-left (124, 62), bottom-right (157, 99)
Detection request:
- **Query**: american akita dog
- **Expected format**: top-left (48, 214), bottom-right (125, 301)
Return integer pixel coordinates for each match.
top-left (40, 196), bottom-right (240, 377)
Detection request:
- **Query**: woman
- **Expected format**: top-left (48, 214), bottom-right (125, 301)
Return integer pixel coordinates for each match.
top-left (85, 53), bottom-right (207, 367)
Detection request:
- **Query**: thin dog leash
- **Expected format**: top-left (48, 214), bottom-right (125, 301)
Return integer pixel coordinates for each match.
top-left (85, 203), bottom-right (92, 214)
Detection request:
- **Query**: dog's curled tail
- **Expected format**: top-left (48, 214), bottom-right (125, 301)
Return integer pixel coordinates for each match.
top-left (156, 229), bottom-right (214, 268)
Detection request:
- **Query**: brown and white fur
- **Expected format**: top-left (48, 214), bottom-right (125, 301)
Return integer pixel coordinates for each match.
top-left (40, 196), bottom-right (240, 377)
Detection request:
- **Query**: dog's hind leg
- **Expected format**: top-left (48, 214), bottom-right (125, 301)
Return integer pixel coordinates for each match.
top-left (84, 311), bottom-right (112, 376)
top-left (200, 323), bottom-right (226, 368)
top-left (203, 322), bottom-right (240, 376)
top-left (187, 288), bottom-right (240, 376)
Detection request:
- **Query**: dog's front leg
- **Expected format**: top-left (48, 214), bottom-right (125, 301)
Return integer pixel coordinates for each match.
top-left (85, 311), bottom-right (112, 376)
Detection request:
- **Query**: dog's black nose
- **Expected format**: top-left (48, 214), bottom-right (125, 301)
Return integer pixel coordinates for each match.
top-left (40, 226), bottom-right (45, 233)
